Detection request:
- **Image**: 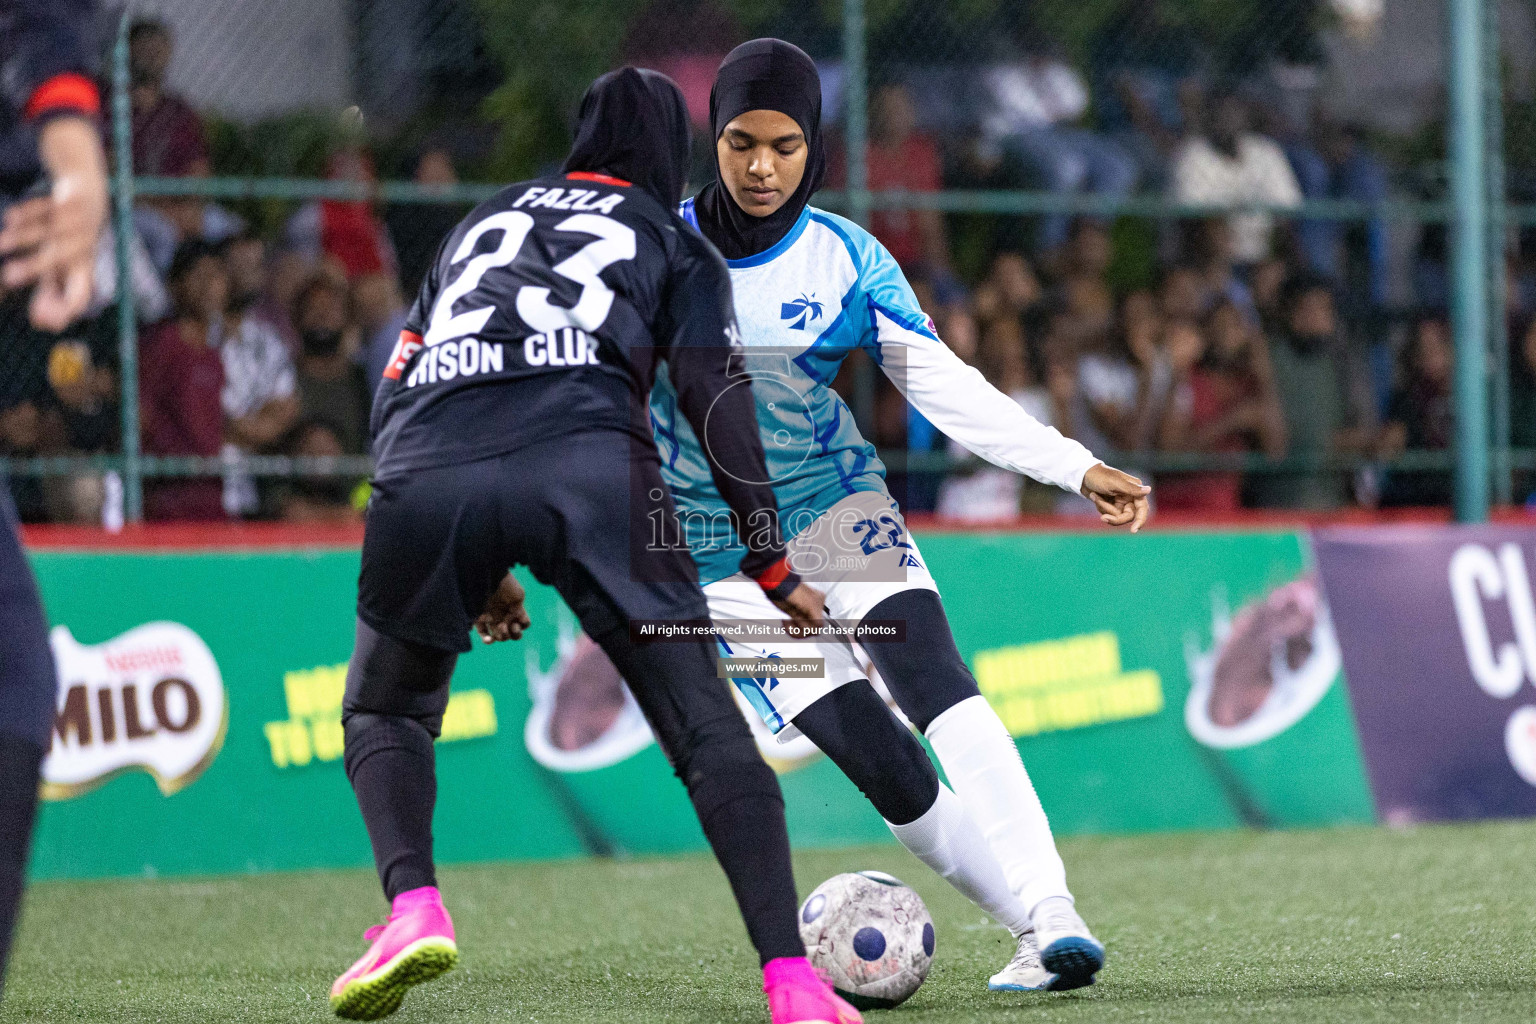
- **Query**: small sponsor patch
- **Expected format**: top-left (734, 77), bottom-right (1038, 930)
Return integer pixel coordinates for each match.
top-left (383, 330), bottom-right (423, 380)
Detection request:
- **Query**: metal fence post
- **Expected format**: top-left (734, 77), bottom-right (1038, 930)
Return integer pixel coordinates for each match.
top-left (1449, 0), bottom-right (1490, 523)
top-left (112, 11), bottom-right (143, 522)
top-left (841, 0), bottom-right (877, 436)
top-left (1484, 0), bottom-right (1510, 506)
top-left (842, 0), bottom-right (869, 229)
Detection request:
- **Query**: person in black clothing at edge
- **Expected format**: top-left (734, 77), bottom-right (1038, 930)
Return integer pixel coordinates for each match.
top-left (328, 69), bottom-right (863, 1024)
top-left (0, 0), bottom-right (110, 1001)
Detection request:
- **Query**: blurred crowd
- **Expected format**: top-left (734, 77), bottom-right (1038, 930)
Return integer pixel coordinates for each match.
top-left (801, 1), bottom-right (1536, 519)
top-left (1, 17), bottom-right (473, 525)
top-left (4, 4), bottom-right (1536, 524)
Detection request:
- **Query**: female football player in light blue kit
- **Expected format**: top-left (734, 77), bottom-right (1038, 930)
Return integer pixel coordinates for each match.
top-left (651, 40), bottom-right (1151, 992)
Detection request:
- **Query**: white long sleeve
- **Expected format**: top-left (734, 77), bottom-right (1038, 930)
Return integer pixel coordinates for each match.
top-left (872, 308), bottom-right (1101, 494)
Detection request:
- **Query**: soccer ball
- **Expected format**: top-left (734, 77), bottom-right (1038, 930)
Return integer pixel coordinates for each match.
top-left (798, 870), bottom-right (934, 1009)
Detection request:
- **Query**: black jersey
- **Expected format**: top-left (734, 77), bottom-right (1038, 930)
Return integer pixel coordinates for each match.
top-left (371, 66), bottom-right (800, 587)
top-left (370, 173), bottom-right (793, 579)
top-left (371, 172), bottom-right (714, 474)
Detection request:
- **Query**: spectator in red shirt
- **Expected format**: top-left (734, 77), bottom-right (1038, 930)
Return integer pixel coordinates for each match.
top-left (831, 83), bottom-right (952, 278)
top-left (139, 240), bottom-right (228, 521)
top-left (128, 18), bottom-right (247, 273)
top-left (129, 19), bottom-right (208, 177)
top-left (1155, 299), bottom-right (1286, 511)
top-left (285, 149), bottom-right (398, 280)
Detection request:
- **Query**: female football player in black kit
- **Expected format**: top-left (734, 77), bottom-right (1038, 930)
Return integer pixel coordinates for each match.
top-left (0, 0), bottom-right (109, 1000)
top-left (328, 68), bottom-right (859, 1024)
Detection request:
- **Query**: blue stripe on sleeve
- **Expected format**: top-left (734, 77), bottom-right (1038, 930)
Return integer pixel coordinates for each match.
top-left (808, 211), bottom-right (864, 276)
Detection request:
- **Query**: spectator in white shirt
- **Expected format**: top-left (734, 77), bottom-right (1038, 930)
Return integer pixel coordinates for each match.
top-left (224, 232), bottom-right (298, 355)
top-left (1171, 90), bottom-right (1302, 268)
top-left (89, 224), bottom-right (168, 324)
top-left (979, 25), bottom-right (1137, 254)
top-left (220, 253), bottom-right (299, 516)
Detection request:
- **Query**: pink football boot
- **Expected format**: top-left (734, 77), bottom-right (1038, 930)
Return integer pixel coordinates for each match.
top-left (329, 886), bottom-right (458, 1020)
top-left (763, 957), bottom-right (863, 1024)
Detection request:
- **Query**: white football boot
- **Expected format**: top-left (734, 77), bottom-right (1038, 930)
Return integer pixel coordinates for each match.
top-left (987, 930), bottom-right (1057, 992)
top-left (1031, 897), bottom-right (1104, 990)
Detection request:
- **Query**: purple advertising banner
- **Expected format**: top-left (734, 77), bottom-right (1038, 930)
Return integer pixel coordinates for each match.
top-left (1314, 525), bottom-right (1536, 824)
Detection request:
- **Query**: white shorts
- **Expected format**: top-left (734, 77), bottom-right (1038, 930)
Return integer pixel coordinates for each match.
top-left (707, 491), bottom-right (937, 739)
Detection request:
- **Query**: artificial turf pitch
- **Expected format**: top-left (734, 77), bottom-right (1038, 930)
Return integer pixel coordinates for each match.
top-left (7, 820), bottom-right (1535, 1023)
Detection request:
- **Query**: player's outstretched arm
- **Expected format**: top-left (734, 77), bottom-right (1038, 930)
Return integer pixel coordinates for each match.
top-left (850, 237), bottom-right (1104, 498)
top-left (879, 318), bottom-right (1105, 491)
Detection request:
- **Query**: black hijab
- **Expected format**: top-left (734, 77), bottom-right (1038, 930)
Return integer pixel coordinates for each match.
top-left (692, 39), bottom-right (826, 261)
top-left (562, 67), bottom-right (691, 209)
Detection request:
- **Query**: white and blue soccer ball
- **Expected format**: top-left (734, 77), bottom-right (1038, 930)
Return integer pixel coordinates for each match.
top-left (798, 870), bottom-right (934, 1009)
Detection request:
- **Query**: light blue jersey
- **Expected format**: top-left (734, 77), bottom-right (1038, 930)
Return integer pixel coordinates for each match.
top-left (652, 200), bottom-right (1100, 585)
top-left (651, 202), bottom-right (922, 582)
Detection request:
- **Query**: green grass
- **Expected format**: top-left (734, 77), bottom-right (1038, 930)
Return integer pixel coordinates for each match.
top-left (8, 820), bottom-right (1536, 1023)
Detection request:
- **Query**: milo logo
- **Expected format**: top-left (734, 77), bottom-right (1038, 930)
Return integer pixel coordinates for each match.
top-left (44, 623), bottom-right (228, 800)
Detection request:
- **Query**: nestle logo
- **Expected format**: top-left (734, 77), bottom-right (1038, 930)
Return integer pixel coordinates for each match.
top-left (44, 622), bottom-right (227, 800)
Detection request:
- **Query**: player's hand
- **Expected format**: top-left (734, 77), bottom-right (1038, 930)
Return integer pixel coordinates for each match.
top-left (1081, 462), bottom-right (1151, 533)
top-left (773, 582), bottom-right (826, 632)
top-left (0, 116), bottom-right (109, 332)
top-left (475, 573), bottom-right (532, 644)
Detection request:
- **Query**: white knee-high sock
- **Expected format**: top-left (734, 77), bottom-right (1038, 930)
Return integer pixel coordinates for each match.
top-left (924, 695), bottom-right (1071, 915)
top-left (886, 784), bottom-right (1034, 937)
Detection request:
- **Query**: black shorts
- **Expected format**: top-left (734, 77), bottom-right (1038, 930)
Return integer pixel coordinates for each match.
top-left (0, 490), bottom-right (57, 749)
top-left (358, 430), bottom-right (706, 652)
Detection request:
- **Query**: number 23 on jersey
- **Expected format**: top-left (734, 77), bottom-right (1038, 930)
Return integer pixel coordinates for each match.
top-left (387, 194), bottom-right (638, 388)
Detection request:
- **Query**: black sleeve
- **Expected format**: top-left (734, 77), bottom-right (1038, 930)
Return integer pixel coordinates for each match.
top-left (2, 0), bottom-right (100, 120)
top-left (658, 228), bottom-right (798, 595)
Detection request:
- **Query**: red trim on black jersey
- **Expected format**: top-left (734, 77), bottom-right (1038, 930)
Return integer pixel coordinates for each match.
top-left (565, 171), bottom-right (631, 187)
top-left (753, 556), bottom-right (793, 593)
top-left (382, 330), bottom-right (424, 380)
top-left (24, 73), bottom-right (101, 121)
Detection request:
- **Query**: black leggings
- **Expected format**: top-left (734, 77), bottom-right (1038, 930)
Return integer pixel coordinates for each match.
top-left (341, 615), bottom-right (804, 964)
top-left (791, 680), bottom-right (939, 826)
top-left (782, 589), bottom-right (980, 828)
top-left (0, 495), bottom-right (56, 750)
top-left (0, 496), bottom-right (56, 994)
top-left (861, 589), bottom-right (982, 735)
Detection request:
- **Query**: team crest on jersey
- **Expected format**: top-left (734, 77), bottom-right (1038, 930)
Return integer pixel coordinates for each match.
top-left (779, 293), bottom-right (823, 330)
